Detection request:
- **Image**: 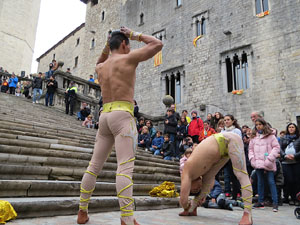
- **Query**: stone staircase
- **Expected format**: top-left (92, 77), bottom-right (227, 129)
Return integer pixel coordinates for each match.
top-left (0, 93), bottom-right (180, 218)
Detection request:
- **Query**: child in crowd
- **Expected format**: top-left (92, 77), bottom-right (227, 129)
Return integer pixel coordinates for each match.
top-left (155, 133), bottom-right (174, 160)
top-left (145, 120), bottom-right (157, 142)
top-left (198, 120), bottom-right (216, 142)
top-left (150, 131), bottom-right (164, 154)
top-left (216, 119), bottom-right (224, 133)
top-left (249, 118), bottom-right (280, 212)
top-left (180, 148), bottom-right (192, 174)
top-left (138, 126), bottom-right (151, 150)
top-left (82, 115), bottom-right (94, 128)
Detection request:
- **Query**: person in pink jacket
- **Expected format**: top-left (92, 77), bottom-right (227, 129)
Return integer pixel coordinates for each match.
top-left (248, 118), bottom-right (280, 212)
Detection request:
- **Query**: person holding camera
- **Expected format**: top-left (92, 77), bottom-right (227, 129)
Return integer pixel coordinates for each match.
top-left (45, 75), bottom-right (57, 106)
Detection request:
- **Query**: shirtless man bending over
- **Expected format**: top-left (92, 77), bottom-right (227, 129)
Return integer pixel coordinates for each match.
top-left (180, 132), bottom-right (253, 225)
top-left (77, 27), bottom-right (163, 225)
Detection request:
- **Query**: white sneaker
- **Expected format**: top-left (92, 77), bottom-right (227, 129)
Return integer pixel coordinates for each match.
top-left (33, 102), bottom-right (35, 104)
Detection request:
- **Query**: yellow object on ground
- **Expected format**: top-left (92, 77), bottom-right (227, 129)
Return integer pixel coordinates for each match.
top-left (149, 181), bottom-right (179, 198)
top-left (0, 200), bottom-right (17, 224)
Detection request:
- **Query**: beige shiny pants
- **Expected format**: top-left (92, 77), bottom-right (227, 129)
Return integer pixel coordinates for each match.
top-left (79, 110), bottom-right (137, 224)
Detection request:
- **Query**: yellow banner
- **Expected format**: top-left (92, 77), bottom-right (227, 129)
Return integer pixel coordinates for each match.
top-left (154, 51), bottom-right (162, 67)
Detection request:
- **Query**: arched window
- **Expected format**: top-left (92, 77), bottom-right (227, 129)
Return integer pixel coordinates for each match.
top-left (91, 39), bottom-right (95, 48)
top-left (255, 0), bottom-right (269, 14)
top-left (140, 13), bottom-right (144, 25)
top-left (201, 17), bottom-right (206, 35)
top-left (102, 11), bottom-right (105, 21)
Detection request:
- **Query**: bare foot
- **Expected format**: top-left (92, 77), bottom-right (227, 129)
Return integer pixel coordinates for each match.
top-left (77, 210), bottom-right (89, 224)
top-left (179, 209), bottom-right (190, 216)
top-left (179, 207), bottom-right (197, 216)
top-left (188, 207), bottom-right (197, 216)
top-left (239, 212), bottom-right (253, 225)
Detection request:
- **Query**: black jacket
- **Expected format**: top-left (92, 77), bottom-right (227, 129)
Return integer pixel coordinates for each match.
top-left (46, 80), bottom-right (57, 93)
top-left (162, 141), bottom-right (174, 157)
top-left (80, 107), bottom-right (91, 118)
top-left (164, 114), bottom-right (177, 134)
top-left (280, 136), bottom-right (300, 162)
top-left (32, 77), bottom-right (43, 89)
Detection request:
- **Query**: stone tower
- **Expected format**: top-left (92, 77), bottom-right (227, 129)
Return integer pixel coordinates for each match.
top-left (0, 0), bottom-right (41, 75)
top-left (80, 0), bottom-right (124, 79)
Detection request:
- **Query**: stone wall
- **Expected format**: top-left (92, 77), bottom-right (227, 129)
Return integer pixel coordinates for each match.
top-left (119, 0), bottom-right (300, 130)
top-left (0, 0), bottom-right (41, 75)
top-left (38, 0), bottom-right (300, 131)
top-left (37, 24), bottom-right (86, 78)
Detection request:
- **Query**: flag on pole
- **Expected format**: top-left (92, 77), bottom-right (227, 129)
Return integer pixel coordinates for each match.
top-left (154, 51), bottom-right (162, 67)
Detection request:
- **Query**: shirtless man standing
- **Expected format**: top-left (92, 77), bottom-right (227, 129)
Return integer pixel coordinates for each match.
top-left (77, 27), bottom-right (163, 225)
top-left (179, 132), bottom-right (253, 225)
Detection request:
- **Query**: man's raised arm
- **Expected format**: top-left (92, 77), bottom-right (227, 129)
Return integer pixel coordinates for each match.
top-left (120, 27), bottom-right (163, 63)
top-left (96, 32), bottom-right (111, 65)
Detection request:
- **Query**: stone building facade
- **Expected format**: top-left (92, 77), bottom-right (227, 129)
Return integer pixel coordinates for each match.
top-left (0, 0), bottom-right (41, 75)
top-left (37, 23), bottom-right (86, 77)
top-left (38, 0), bottom-right (300, 130)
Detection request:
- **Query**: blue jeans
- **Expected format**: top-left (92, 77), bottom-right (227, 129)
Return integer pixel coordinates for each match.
top-left (224, 163), bottom-right (231, 193)
top-left (33, 88), bottom-right (42, 103)
top-left (164, 156), bottom-right (172, 160)
top-left (154, 150), bottom-right (162, 156)
top-left (256, 169), bottom-right (278, 204)
top-left (169, 134), bottom-right (175, 142)
top-left (45, 92), bottom-right (54, 106)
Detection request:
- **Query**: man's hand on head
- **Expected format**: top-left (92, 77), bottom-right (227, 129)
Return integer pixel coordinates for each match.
top-left (120, 26), bottom-right (132, 38)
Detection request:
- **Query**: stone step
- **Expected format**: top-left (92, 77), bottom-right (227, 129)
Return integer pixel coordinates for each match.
top-left (2, 196), bottom-right (179, 218)
top-left (0, 180), bottom-right (161, 197)
top-left (0, 132), bottom-right (94, 149)
top-left (0, 139), bottom-right (179, 168)
top-left (0, 164), bottom-right (181, 184)
top-left (0, 144), bottom-right (179, 173)
top-left (0, 153), bottom-right (180, 176)
top-left (0, 121), bottom-right (95, 142)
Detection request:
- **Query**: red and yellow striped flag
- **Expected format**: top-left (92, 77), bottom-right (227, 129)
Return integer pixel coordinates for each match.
top-left (154, 51), bottom-right (162, 67)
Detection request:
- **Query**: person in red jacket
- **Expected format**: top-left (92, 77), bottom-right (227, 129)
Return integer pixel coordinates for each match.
top-left (199, 120), bottom-right (216, 142)
top-left (188, 110), bottom-right (204, 143)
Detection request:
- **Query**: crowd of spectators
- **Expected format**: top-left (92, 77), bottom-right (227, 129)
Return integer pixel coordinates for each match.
top-left (135, 105), bottom-right (300, 212)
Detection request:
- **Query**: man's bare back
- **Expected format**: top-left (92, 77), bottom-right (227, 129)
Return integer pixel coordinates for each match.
top-left (96, 53), bottom-right (136, 104)
top-left (95, 27), bottom-right (163, 104)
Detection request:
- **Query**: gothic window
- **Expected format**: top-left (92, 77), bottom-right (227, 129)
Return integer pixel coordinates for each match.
top-left (75, 56), bottom-right (79, 67)
top-left (225, 51), bottom-right (250, 92)
top-left (176, 0), bottom-right (182, 7)
top-left (91, 39), bottom-right (95, 48)
top-left (153, 29), bottom-right (166, 41)
top-left (255, 0), bottom-right (269, 14)
top-left (102, 11), bottom-right (105, 21)
top-left (193, 12), bottom-right (208, 37)
top-left (76, 38), bottom-right (80, 46)
top-left (164, 70), bottom-right (182, 104)
top-left (139, 13), bottom-right (144, 25)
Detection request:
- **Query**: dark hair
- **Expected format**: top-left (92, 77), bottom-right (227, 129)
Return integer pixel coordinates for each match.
top-left (178, 116), bottom-right (188, 126)
top-left (167, 108), bottom-right (174, 113)
top-left (251, 118), bottom-right (273, 138)
top-left (164, 133), bottom-right (170, 138)
top-left (242, 125), bottom-right (249, 129)
top-left (224, 114), bottom-right (241, 130)
top-left (182, 110), bottom-right (188, 114)
top-left (203, 120), bottom-right (210, 125)
top-left (285, 123), bottom-right (300, 138)
top-left (38, 72), bottom-right (42, 75)
top-left (145, 120), bottom-right (153, 127)
top-left (109, 31), bottom-right (129, 51)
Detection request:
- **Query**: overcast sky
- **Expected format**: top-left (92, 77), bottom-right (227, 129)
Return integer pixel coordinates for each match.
top-left (31, 0), bottom-right (86, 73)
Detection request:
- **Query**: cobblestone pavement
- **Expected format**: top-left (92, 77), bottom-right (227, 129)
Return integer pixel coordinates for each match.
top-left (7, 205), bottom-right (299, 225)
